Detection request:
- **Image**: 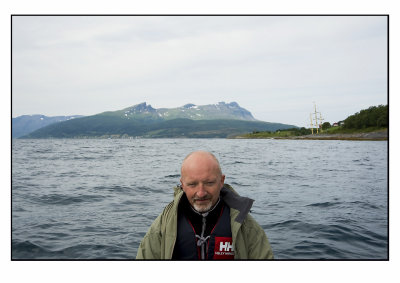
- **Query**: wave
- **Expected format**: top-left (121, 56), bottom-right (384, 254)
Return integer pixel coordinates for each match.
top-left (137, 186), bottom-right (167, 194)
top-left (12, 240), bottom-right (56, 259)
top-left (282, 240), bottom-right (344, 259)
top-left (230, 181), bottom-right (251, 187)
top-left (264, 219), bottom-right (387, 259)
top-left (92, 185), bottom-right (133, 193)
top-left (348, 200), bottom-right (381, 210)
top-left (305, 201), bottom-right (342, 208)
top-left (305, 200), bottom-right (382, 210)
top-left (28, 193), bottom-right (105, 205)
top-left (12, 240), bottom-right (132, 259)
top-left (164, 174), bottom-right (180, 178)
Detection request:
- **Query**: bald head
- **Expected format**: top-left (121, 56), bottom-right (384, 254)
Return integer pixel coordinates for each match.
top-left (181, 151), bottom-right (222, 177)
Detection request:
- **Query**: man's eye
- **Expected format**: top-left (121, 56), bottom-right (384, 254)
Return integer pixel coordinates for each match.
top-left (205, 182), bottom-right (215, 186)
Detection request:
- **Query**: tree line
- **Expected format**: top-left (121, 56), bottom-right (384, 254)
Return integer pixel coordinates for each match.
top-left (343, 104), bottom-right (388, 129)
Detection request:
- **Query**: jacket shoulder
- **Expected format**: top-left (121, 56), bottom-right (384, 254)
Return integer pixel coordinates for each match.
top-left (240, 214), bottom-right (274, 259)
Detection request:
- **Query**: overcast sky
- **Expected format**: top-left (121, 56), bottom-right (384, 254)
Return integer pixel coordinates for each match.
top-left (12, 15), bottom-right (387, 127)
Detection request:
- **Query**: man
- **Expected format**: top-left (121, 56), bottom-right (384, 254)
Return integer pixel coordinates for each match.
top-left (136, 150), bottom-right (274, 260)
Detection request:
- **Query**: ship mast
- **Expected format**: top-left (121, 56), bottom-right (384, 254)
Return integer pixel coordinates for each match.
top-left (309, 113), bottom-right (314, 135)
top-left (310, 102), bottom-right (324, 134)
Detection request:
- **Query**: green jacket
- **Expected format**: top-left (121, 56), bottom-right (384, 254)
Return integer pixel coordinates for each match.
top-left (136, 184), bottom-right (274, 259)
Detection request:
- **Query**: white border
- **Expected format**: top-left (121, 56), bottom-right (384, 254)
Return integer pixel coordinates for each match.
top-left (3, 1), bottom-right (397, 283)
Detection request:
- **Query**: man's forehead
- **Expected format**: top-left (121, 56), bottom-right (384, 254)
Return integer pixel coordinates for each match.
top-left (182, 157), bottom-right (218, 173)
top-left (182, 152), bottom-right (218, 169)
top-left (183, 151), bottom-right (216, 163)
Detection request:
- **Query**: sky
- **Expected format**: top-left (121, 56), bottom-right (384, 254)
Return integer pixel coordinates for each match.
top-left (12, 15), bottom-right (387, 127)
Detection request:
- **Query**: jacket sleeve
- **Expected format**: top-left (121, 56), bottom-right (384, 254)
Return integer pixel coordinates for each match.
top-left (243, 214), bottom-right (274, 259)
top-left (136, 214), bottom-right (163, 259)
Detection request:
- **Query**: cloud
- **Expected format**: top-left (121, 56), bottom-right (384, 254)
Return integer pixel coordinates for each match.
top-left (12, 16), bottom-right (387, 126)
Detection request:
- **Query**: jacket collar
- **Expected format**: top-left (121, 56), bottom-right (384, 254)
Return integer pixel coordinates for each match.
top-left (220, 184), bottom-right (254, 224)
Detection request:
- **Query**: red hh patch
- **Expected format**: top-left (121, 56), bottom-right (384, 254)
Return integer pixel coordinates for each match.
top-left (214, 237), bottom-right (235, 260)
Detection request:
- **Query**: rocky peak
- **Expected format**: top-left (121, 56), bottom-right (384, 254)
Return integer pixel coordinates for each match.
top-left (128, 102), bottom-right (156, 113)
top-left (183, 103), bottom-right (196, 109)
top-left (123, 101), bottom-right (256, 121)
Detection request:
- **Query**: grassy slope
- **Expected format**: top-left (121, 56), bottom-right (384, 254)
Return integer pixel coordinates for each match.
top-left (322, 126), bottom-right (387, 134)
top-left (238, 126), bottom-right (388, 139)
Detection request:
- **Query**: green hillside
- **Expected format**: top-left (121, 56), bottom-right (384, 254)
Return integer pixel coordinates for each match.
top-left (343, 105), bottom-right (388, 129)
top-left (22, 116), bottom-right (295, 138)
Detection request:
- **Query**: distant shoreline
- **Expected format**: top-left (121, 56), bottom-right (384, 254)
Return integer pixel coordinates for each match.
top-left (233, 129), bottom-right (388, 141)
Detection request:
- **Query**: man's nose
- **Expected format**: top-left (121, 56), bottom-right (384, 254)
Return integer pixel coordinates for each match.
top-left (196, 184), bottom-right (207, 198)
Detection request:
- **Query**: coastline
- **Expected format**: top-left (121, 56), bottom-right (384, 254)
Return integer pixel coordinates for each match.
top-left (234, 129), bottom-right (388, 141)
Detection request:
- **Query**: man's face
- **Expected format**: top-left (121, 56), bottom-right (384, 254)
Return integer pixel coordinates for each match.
top-left (180, 153), bottom-right (225, 213)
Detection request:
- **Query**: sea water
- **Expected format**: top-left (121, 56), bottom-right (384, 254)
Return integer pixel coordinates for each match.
top-left (12, 138), bottom-right (388, 259)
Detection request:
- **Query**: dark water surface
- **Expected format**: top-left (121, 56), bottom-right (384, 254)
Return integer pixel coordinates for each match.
top-left (12, 139), bottom-right (388, 259)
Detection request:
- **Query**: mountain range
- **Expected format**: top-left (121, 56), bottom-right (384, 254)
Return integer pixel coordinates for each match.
top-left (14, 102), bottom-right (297, 138)
top-left (12, 115), bottom-right (84, 138)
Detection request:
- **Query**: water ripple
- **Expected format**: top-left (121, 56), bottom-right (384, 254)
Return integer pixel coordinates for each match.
top-left (28, 193), bottom-right (105, 205)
